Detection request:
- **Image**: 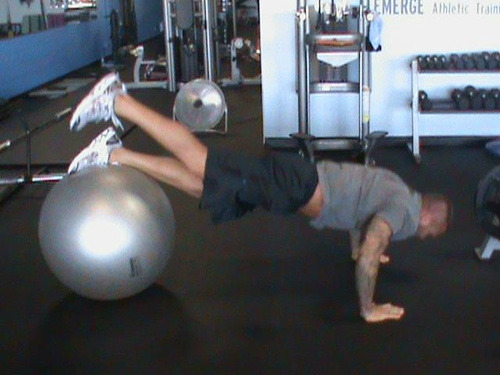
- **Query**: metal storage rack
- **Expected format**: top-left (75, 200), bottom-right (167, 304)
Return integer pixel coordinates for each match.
top-left (409, 58), bottom-right (500, 164)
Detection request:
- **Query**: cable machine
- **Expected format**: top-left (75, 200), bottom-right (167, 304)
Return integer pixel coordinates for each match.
top-left (218, 0), bottom-right (261, 87)
top-left (295, 0), bottom-right (383, 157)
top-left (126, 0), bottom-right (260, 91)
top-left (125, 0), bottom-right (206, 91)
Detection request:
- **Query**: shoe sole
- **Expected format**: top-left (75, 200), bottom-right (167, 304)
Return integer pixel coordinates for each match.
top-left (69, 73), bottom-right (120, 132)
top-left (68, 127), bottom-right (122, 173)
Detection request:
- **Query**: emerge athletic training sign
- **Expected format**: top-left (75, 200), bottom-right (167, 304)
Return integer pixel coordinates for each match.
top-left (370, 0), bottom-right (500, 16)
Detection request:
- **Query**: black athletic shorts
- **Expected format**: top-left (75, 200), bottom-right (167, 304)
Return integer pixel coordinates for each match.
top-left (200, 148), bottom-right (319, 223)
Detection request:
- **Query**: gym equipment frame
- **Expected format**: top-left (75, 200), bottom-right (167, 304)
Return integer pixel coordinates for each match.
top-left (126, 45), bottom-right (170, 90)
top-left (124, 0), bottom-right (178, 91)
top-left (295, 0), bottom-right (377, 158)
top-left (219, 36), bottom-right (261, 87)
top-left (126, 1), bottom-right (260, 91)
top-left (0, 108), bottom-right (72, 202)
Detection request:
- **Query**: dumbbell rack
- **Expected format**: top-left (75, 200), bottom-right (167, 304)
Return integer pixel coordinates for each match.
top-left (409, 59), bottom-right (500, 164)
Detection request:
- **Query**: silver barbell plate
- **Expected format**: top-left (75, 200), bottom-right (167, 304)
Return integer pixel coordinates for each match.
top-left (173, 79), bottom-right (227, 131)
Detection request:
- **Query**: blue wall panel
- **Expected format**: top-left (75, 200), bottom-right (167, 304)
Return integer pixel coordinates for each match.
top-left (0, 1), bottom-right (163, 100)
top-left (135, 0), bottom-right (163, 43)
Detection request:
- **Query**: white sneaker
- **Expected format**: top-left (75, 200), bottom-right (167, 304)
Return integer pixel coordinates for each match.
top-left (68, 127), bottom-right (122, 174)
top-left (69, 72), bottom-right (127, 132)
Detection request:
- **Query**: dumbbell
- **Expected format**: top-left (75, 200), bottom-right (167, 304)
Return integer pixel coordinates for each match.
top-left (492, 52), bottom-right (500, 70)
top-left (432, 55), bottom-right (446, 70)
top-left (478, 89), bottom-right (496, 110)
top-left (450, 54), bottom-right (465, 70)
top-left (418, 90), bottom-right (432, 111)
top-left (473, 53), bottom-right (487, 70)
top-left (432, 55), bottom-right (448, 70)
top-left (464, 85), bottom-right (483, 110)
top-left (451, 89), bottom-right (469, 110)
top-left (417, 55), bottom-right (427, 70)
top-left (424, 55), bottom-right (436, 70)
top-left (439, 55), bottom-right (451, 70)
top-left (482, 52), bottom-right (497, 70)
top-left (490, 89), bottom-right (500, 109)
top-left (462, 54), bottom-right (476, 70)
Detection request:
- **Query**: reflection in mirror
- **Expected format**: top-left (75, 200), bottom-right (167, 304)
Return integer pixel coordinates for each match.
top-left (0, 0), bottom-right (98, 39)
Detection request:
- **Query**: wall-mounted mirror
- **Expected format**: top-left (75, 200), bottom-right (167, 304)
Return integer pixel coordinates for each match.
top-left (0, 0), bottom-right (98, 39)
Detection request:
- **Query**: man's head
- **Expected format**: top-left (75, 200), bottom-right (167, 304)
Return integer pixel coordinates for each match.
top-left (417, 194), bottom-right (453, 239)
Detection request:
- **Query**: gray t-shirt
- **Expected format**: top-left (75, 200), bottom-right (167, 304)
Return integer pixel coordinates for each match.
top-left (310, 161), bottom-right (422, 241)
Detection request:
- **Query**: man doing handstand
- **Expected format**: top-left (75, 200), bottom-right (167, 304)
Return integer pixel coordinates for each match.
top-left (68, 72), bottom-right (452, 323)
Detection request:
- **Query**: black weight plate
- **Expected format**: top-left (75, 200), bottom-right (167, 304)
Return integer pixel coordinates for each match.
top-left (475, 165), bottom-right (500, 238)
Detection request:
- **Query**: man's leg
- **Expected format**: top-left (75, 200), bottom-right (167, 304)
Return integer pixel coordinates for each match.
top-left (110, 148), bottom-right (203, 198)
top-left (114, 94), bottom-right (208, 179)
top-left (67, 71), bottom-right (206, 198)
top-left (113, 94), bottom-right (208, 179)
top-left (70, 72), bottom-right (208, 180)
top-left (67, 126), bottom-right (204, 198)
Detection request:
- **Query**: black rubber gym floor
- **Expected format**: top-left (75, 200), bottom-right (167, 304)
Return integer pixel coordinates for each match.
top-left (0, 46), bottom-right (498, 374)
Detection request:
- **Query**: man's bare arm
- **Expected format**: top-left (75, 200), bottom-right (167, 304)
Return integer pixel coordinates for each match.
top-left (351, 228), bottom-right (390, 264)
top-left (355, 216), bottom-right (404, 323)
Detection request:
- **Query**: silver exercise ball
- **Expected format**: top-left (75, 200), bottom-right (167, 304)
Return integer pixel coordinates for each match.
top-left (38, 165), bottom-right (175, 300)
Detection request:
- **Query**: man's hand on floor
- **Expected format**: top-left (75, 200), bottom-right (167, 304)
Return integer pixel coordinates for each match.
top-left (361, 303), bottom-right (405, 323)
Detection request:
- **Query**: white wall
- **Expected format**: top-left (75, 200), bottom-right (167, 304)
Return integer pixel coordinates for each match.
top-left (7, 0), bottom-right (43, 24)
top-left (371, 0), bottom-right (500, 137)
top-left (261, 0), bottom-right (500, 140)
top-left (0, 1), bottom-right (8, 24)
